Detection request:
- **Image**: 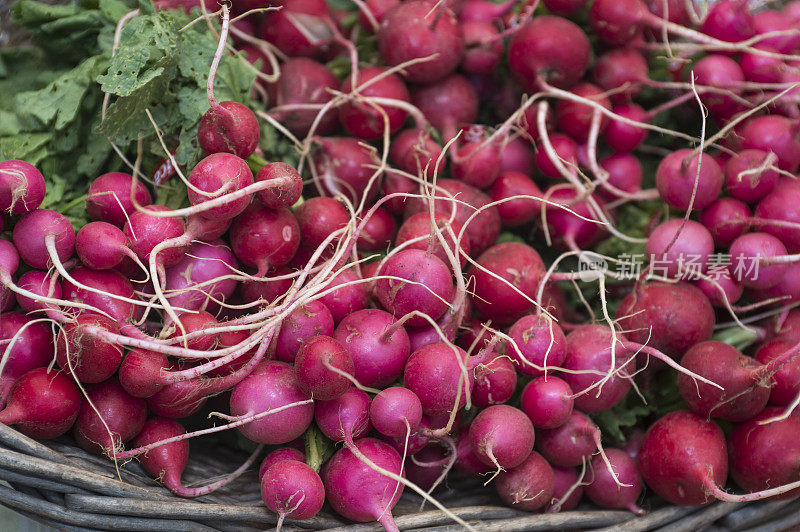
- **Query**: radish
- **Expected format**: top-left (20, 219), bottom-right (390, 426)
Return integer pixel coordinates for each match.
top-left (187, 153), bottom-right (254, 220)
top-left (294, 335), bottom-right (354, 400)
top-left (333, 309), bottom-right (410, 388)
top-left (638, 410), bottom-right (728, 505)
top-left (404, 341), bottom-right (473, 417)
top-left (230, 203), bottom-right (300, 276)
top-left (370, 386), bottom-right (423, 438)
top-left (604, 104), bottom-right (648, 153)
top-left (655, 150), bottom-right (723, 211)
top-left (585, 449), bottom-right (644, 514)
top-left (410, 74), bottom-right (478, 141)
top-left (56, 314), bottom-right (123, 384)
top-left (454, 428), bottom-right (492, 476)
top-left (12, 208), bottom-right (75, 270)
top-left (73, 378), bottom-right (147, 455)
top-left (489, 170), bottom-right (542, 228)
top-left (500, 137), bottom-right (535, 176)
top-left (317, 269), bottom-right (370, 323)
top-left (754, 182), bottom-right (800, 252)
top-left (61, 267), bottom-right (137, 323)
top-left (163, 240), bottom-right (239, 313)
top-left (495, 451), bottom-right (554, 512)
top-left (555, 83), bottom-right (611, 142)
top-left (0, 312), bottom-right (53, 406)
top-left (275, 301), bottom-right (334, 363)
top-left (537, 411), bottom-right (604, 468)
top-left (338, 66), bottom-right (410, 140)
top-left (295, 197), bottom-right (349, 252)
top-left (692, 55), bottom-right (745, 118)
top-left (471, 353), bottom-right (516, 408)
top-left (0, 159), bottom-right (46, 214)
top-left (645, 219), bottom-right (714, 278)
top-left (724, 149), bottom-right (779, 203)
top-left (507, 314), bottom-right (567, 376)
top-left (394, 211), bottom-right (470, 267)
top-left (359, 0), bottom-right (399, 28)
top-left (255, 162), bottom-right (303, 210)
top-left (753, 10), bottom-right (800, 53)
top-left (678, 341), bottom-right (770, 421)
top-left (258, 0), bottom-right (332, 58)
top-left (167, 310), bottom-right (219, 352)
top-left (548, 466), bottom-right (584, 511)
top-left (589, 0), bottom-right (644, 45)
top-left (118, 349), bottom-right (170, 398)
top-left (357, 207), bottom-right (397, 252)
top-left (616, 281), bottom-right (715, 360)
top-left (378, 0), bottom-right (464, 83)
top-left (698, 198), bottom-right (751, 248)
top-left (376, 248), bottom-right (454, 327)
top-left (312, 137), bottom-right (380, 204)
top-left (450, 136), bottom-right (504, 189)
top-left (728, 407), bottom-right (800, 500)
top-left (261, 460), bottom-right (325, 526)
top-left (461, 21), bottom-right (503, 75)
top-left (76, 221), bottom-right (140, 271)
top-left (520, 376), bottom-right (574, 430)
top-left (470, 404), bottom-right (535, 470)
top-left (535, 133), bottom-right (578, 180)
top-left (695, 270), bottom-right (744, 308)
top-left (541, 187), bottom-right (608, 251)
top-left (700, 0), bottom-right (754, 45)
top-left (268, 58), bottom-right (339, 137)
top-left (388, 130), bottom-right (443, 177)
top-left (458, 0), bottom-right (515, 22)
top-left (542, 0), bottom-right (585, 16)
top-left (593, 49), bottom-right (648, 103)
top-left (729, 232), bottom-right (788, 289)
top-left (230, 361), bottom-right (314, 445)
top-left (323, 438), bottom-right (404, 528)
top-left (259, 447), bottom-right (305, 479)
top-left (124, 205), bottom-right (186, 268)
top-left (0, 368), bottom-right (80, 439)
top-left (597, 153), bottom-right (643, 200)
top-left (468, 242), bottom-right (546, 325)
top-left (754, 339), bottom-right (800, 407)
top-left (198, 101), bottom-right (260, 159)
top-left (740, 115), bottom-right (800, 174)
top-left (507, 15), bottom-right (591, 91)
top-left (86, 172), bottom-right (153, 227)
top-left (315, 388), bottom-right (372, 442)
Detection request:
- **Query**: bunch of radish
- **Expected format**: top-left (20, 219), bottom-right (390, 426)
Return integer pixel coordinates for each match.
top-left (4, 0), bottom-right (800, 529)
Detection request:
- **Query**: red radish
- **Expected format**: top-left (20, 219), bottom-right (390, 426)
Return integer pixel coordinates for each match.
top-left (261, 460), bottom-right (325, 525)
top-left (259, 447), bottom-right (305, 479)
top-left (471, 353), bottom-right (517, 408)
top-left (255, 162), bottom-right (303, 210)
top-left (312, 137), bottom-right (380, 204)
top-left (376, 248), bottom-right (454, 327)
top-left (167, 311), bottom-right (219, 352)
top-left (338, 66), bottom-right (410, 140)
top-left (454, 428), bottom-right (492, 476)
top-left (404, 341), bottom-right (473, 416)
top-left (753, 10), bottom-right (800, 53)
top-left (549, 466), bottom-right (584, 511)
top-left (395, 211), bottom-right (470, 267)
top-left (378, 0), bottom-right (464, 83)
top-left (370, 386), bottom-right (423, 438)
top-left (500, 137), bottom-right (536, 176)
top-left (458, 0), bottom-right (515, 21)
top-left (490, 170), bottom-right (542, 227)
top-left (535, 133), bottom-right (578, 180)
top-left (520, 376), bottom-right (574, 430)
top-left (403, 179), bottom-right (501, 255)
top-left (124, 205), bottom-right (186, 268)
top-left (728, 407), bottom-right (800, 500)
top-left (163, 240), bottom-right (239, 313)
top-left (198, 101), bottom-right (259, 159)
top-left (644, 0), bottom-right (689, 24)
top-left (470, 404), bottom-right (535, 470)
top-left (585, 449), bottom-right (644, 514)
top-left (495, 451), bottom-right (554, 512)
top-left (230, 203), bottom-right (300, 276)
top-left (507, 15), bottom-right (591, 91)
top-left (323, 438), bottom-right (404, 528)
top-left (740, 115), bottom-right (800, 174)
top-left (754, 182), bottom-right (800, 253)
top-left (699, 198), bottom-right (751, 247)
top-left (333, 309), bottom-right (410, 388)
top-left (294, 335), bottom-right (353, 400)
top-left (556, 83), bottom-right (611, 142)
top-left (537, 411), bottom-right (602, 467)
top-left (61, 267), bottom-right (137, 323)
top-left (589, 0), bottom-right (644, 45)
top-left (468, 242), bottom-right (546, 325)
top-left (542, 187), bottom-right (608, 252)
top-left (461, 21), bottom-right (503, 75)
top-left (388, 129), bottom-right (443, 177)
top-left (0, 159), bottom-right (46, 214)
top-left (695, 270), bottom-right (744, 308)
top-left (410, 74), bottom-right (478, 141)
top-left (0, 312), bottom-right (53, 406)
top-left (132, 418), bottom-right (193, 496)
top-left (729, 232), bottom-right (788, 289)
top-left (240, 267), bottom-right (293, 306)
top-left (725, 149), bottom-right (779, 203)
top-left (604, 104), bottom-right (648, 152)
top-left (275, 301), bottom-right (334, 363)
top-left (229, 361), bottom-right (314, 445)
top-left (739, 49), bottom-right (785, 84)
top-left (593, 49), bottom-right (648, 103)
top-left (268, 58), bottom-right (339, 137)
top-left (508, 314), bottom-right (567, 376)
top-left (317, 269), bottom-right (370, 323)
top-left (0, 368), bottom-right (80, 439)
top-left (187, 153), bottom-right (254, 220)
top-left (542, 0), bottom-right (585, 16)
top-left (76, 222), bottom-right (137, 270)
top-left (638, 410), bottom-right (727, 505)
top-left (754, 339), bottom-right (800, 407)
top-left (357, 207), bottom-right (397, 252)
top-left (645, 219), bottom-right (714, 278)
top-left (315, 388), bottom-right (372, 442)
top-left (655, 150), bottom-right (723, 211)
top-left (616, 282), bottom-right (715, 360)
top-left (598, 153), bottom-right (643, 200)
top-left (258, 0), bottom-right (332, 58)
top-left (295, 196), bottom-right (349, 251)
top-left (700, 0), bottom-right (755, 44)
top-left (12, 208), bottom-right (75, 270)
top-left (73, 378), bottom-right (147, 455)
top-left (359, 0), bottom-right (399, 28)
top-left (56, 314), bottom-right (123, 384)
top-left (86, 172), bottom-right (153, 227)
top-left (118, 349), bottom-right (170, 398)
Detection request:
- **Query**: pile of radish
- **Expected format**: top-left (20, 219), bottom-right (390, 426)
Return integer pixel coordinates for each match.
top-left (5, 0), bottom-right (800, 529)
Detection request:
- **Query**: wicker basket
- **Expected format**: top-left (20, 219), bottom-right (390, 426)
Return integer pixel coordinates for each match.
top-left (2, 422), bottom-right (800, 531)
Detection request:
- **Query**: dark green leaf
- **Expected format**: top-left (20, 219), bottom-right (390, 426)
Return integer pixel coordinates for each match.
top-left (0, 133), bottom-right (51, 164)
